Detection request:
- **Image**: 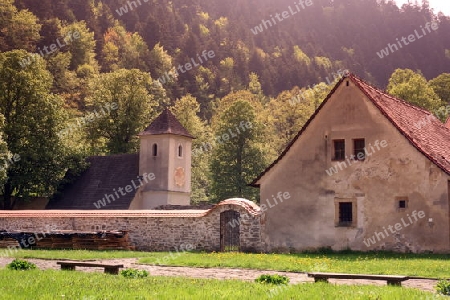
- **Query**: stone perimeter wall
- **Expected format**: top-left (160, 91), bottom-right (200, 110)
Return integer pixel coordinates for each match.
top-left (0, 202), bottom-right (263, 252)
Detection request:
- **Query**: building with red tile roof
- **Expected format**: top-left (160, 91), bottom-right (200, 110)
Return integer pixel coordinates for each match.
top-left (252, 74), bottom-right (450, 253)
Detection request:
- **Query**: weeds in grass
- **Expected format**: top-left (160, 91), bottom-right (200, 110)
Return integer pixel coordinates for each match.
top-left (255, 274), bottom-right (290, 285)
top-left (7, 259), bottom-right (36, 270)
top-left (120, 268), bottom-right (149, 279)
top-left (436, 280), bottom-right (450, 295)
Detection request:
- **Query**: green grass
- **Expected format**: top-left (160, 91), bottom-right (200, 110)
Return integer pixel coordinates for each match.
top-left (4, 249), bottom-right (450, 278)
top-left (138, 251), bottom-right (450, 278)
top-left (1, 248), bottom-right (157, 260)
top-left (0, 269), bottom-right (440, 299)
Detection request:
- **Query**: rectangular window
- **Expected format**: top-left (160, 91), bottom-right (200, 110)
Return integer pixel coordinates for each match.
top-left (333, 139), bottom-right (345, 161)
top-left (396, 197), bottom-right (408, 210)
top-left (353, 139), bottom-right (365, 161)
top-left (339, 202), bottom-right (353, 226)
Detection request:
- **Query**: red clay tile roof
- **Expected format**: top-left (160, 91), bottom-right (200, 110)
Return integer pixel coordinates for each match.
top-left (140, 108), bottom-right (194, 138)
top-left (206, 198), bottom-right (261, 216)
top-left (446, 117), bottom-right (450, 129)
top-left (250, 74), bottom-right (450, 186)
top-left (1, 199), bottom-right (260, 217)
top-left (0, 210), bottom-right (208, 218)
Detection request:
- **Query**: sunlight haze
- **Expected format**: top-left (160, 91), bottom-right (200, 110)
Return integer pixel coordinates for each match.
top-left (394, 0), bottom-right (450, 15)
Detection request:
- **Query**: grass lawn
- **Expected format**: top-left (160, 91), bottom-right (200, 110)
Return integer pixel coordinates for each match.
top-left (0, 269), bottom-right (441, 300)
top-left (139, 251), bottom-right (450, 278)
top-left (4, 249), bottom-right (450, 278)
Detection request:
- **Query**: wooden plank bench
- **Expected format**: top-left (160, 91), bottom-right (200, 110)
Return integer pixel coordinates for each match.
top-left (57, 261), bottom-right (124, 275)
top-left (307, 272), bottom-right (409, 286)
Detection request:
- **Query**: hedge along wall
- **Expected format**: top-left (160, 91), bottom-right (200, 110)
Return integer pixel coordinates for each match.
top-left (0, 199), bottom-right (263, 252)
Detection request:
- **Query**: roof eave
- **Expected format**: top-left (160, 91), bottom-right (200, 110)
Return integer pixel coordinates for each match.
top-left (351, 77), bottom-right (450, 177)
top-left (248, 75), bottom-right (350, 186)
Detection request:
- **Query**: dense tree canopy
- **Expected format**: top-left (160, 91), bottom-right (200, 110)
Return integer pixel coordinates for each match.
top-left (0, 50), bottom-right (70, 209)
top-left (0, 0), bottom-right (449, 206)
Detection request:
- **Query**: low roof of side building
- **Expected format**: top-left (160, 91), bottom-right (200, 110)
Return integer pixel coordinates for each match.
top-left (46, 153), bottom-right (140, 210)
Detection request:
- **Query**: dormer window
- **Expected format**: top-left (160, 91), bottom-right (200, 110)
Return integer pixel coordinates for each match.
top-left (152, 143), bottom-right (158, 157)
top-left (178, 144), bottom-right (183, 158)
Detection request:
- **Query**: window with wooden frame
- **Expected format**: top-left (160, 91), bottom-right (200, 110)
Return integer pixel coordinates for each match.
top-left (334, 199), bottom-right (357, 227)
top-left (333, 139), bottom-right (345, 161)
top-left (353, 139), bottom-right (365, 161)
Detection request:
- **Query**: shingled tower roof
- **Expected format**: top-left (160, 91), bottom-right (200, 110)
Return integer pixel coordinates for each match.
top-left (140, 108), bottom-right (194, 138)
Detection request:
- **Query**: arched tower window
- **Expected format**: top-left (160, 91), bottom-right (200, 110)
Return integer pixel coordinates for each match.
top-left (152, 143), bottom-right (158, 157)
top-left (178, 144), bottom-right (183, 158)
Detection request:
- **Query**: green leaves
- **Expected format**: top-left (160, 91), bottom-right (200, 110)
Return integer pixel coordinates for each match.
top-left (387, 69), bottom-right (442, 112)
top-left (0, 50), bottom-right (70, 209)
top-left (210, 96), bottom-right (267, 202)
top-left (436, 280), bottom-right (450, 295)
top-left (255, 274), bottom-right (290, 285)
top-left (120, 268), bottom-right (149, 279)
top-left (84, 68), bottom-right (158, 154)
top-left (7, 259), bottom-right (37, 271)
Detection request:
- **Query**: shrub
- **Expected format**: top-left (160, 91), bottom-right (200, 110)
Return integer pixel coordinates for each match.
top-left (120, 268), bottom-right (149, 279)
top-left (255, 274), bottom-right (289, 285)
top-left (436, 279), bottom-right (450, 295)
top-left (7, 259), bottom-right (37, 270)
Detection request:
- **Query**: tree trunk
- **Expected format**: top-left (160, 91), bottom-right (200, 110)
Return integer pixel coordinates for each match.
top-left (2, 181), bottom-right (14, 210)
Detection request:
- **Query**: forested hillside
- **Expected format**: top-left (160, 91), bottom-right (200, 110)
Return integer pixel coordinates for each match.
top-left (13, 0), bottom-right (450, 97)
top-left (0, 0), bottom-right (449, 208)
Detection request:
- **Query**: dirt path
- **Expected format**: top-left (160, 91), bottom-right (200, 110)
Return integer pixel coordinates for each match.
top-left (0, 257), bottom-right (439, 293)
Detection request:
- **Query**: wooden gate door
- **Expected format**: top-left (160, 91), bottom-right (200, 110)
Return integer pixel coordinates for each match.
top-left (220, 210), bottom-right (240, 252)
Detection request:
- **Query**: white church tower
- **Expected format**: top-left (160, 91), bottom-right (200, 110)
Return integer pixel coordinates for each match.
top-left (129, 108), bottom-right (193, 209)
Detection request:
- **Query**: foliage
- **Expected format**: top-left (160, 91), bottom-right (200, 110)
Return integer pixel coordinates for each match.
top-left (0, 115), bottom-right (10, 187)
top-left (0, 50), bottom-right (70, 209)
top-left (84, 68), bottom-right (159, 154)
top-left (0, 0), bottom-right (41, 51)
top-left (436, 280), bottom-right (450, 295)
top-left (429, 73), bottom-right (450, 108)
top-left (255, 274), bottom-right (289, 285)
top-left (387, 69), bottom-right (442, 112)
top-left (101, 21), bottom-right (150, 72)
top-left (61, 21), bottom-right (98, 72)
top-left (210, 99), bottom-right (267, 202)
top-left (120, 268), bottom-right (149, 279)
top-left (1, 0), bottom-right (450, 205)
top-left (170, 95), bottom-right (211, 203)
top-left (7, 259), bottom-right (36, 270)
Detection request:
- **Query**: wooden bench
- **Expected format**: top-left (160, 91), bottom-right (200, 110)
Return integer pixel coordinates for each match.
top-left (57, 261), bottom-right (124, 275)
top-left (307, 272), bottom-right (409, 286)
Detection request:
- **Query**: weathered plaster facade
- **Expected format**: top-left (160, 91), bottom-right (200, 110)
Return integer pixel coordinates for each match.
top-left (253, 75), bottom-right (450, 253)
top-left (130, 109), bottom-right (193, 209)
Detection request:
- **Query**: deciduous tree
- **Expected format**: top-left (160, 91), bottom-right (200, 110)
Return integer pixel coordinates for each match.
top-left (210, 100), bottom-right (266, 203)
top-left (0, 50), bottom-right (70, 209)
top-left (170, 95), bottom-right (212, 203)
top-left (85, 69), bottom-right (159, 154)
top-left (387, 69), bottom-right (442, 112)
